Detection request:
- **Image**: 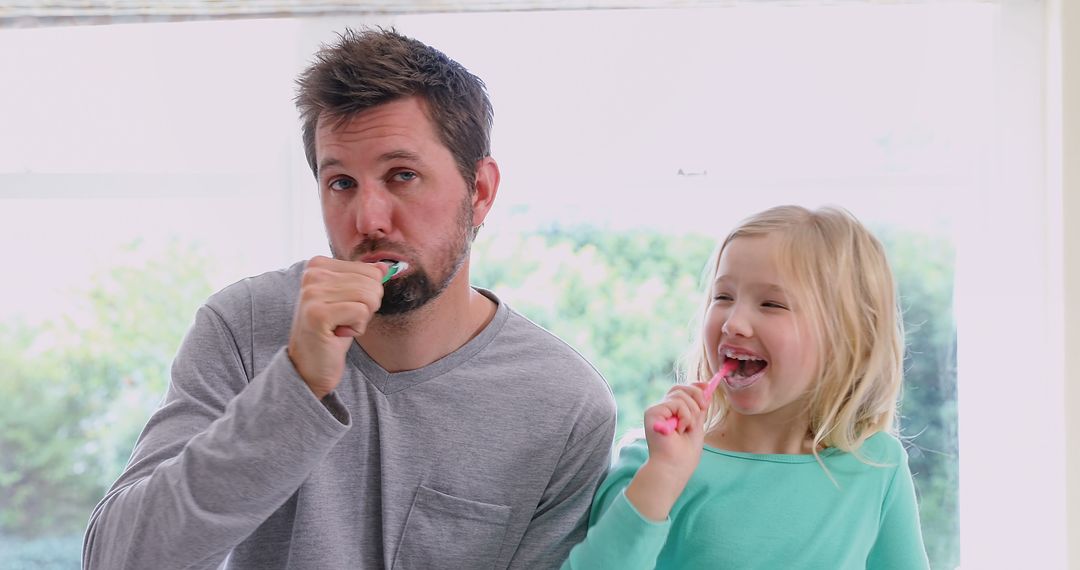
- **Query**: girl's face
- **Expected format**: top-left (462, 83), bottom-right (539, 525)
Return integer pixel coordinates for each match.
top-left (704, 234), bottom-right (820, 422)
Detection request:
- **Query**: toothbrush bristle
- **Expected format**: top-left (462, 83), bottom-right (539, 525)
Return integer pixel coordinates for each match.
top-left (381, 260), bottom-right (409, 284)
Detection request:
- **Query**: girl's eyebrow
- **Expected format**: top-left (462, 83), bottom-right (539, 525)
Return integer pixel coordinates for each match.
top-left (713, 276), bottom-right (789, 295)
top-left (762, 283), bottom-right (789, 296)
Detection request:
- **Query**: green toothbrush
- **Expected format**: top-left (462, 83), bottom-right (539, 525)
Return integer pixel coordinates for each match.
top-left (381, 261), bottom-right (409, 284)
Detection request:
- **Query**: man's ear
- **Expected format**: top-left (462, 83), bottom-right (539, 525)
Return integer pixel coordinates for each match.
top-left (470, 156), bottom-right (500, 228)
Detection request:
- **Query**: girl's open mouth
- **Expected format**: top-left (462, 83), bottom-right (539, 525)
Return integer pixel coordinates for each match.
top-left (721, 352), bottom-right (768, 390)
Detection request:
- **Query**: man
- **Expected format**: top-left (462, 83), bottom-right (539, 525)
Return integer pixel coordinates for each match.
top-left (83, 28), bottom-right (616, 569)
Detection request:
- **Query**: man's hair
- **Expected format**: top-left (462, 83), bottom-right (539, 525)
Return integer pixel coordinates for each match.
top-left (683, 205), bottom-right (905, 463)
top-left (295, 27), bottom-right (493, 189)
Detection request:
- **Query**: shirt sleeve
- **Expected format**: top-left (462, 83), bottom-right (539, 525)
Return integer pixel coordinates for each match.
top-left (561, 439), bottom-right (673, 570)
top-left (867, 447), bottom-right (932, 570)
top-left (82, 302), bottom-right (351, 570)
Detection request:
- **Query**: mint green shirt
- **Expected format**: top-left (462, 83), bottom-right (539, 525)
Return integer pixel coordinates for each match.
top-left (563, 431), bottom-right (929, 569)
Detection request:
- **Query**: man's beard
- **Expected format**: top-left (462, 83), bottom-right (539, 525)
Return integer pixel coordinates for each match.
top-left (330, 194), bottom-right (474, 316)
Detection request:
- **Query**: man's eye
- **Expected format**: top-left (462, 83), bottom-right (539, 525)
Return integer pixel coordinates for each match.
top-left (328, 178), bottom-right (356, 191)
top-left (391, 171), bottom-right (418, 183)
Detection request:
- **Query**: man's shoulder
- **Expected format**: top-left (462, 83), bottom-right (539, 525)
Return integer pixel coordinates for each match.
top-left (204, 260), bottom-right (305, 320)
top-left (500, 306), bottom-right (604, 376)
top-left (490, 298), bottom-right (614, 408)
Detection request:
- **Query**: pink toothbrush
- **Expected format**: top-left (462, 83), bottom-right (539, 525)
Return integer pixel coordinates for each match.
top-left (652, 359), bottom-right (738, 435)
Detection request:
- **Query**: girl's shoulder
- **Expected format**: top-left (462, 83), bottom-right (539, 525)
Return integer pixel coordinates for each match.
top-left (611, 430), bottom-right (649, 468)
top-left (850, 431), bottom-right (910, 465)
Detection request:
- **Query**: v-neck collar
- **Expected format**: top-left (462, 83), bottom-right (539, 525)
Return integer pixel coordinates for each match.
top-left (346, 288), bottom-right (507, 394)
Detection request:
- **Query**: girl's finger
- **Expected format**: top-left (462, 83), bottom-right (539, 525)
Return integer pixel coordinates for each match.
top-left (664, 394), bottom-right (698, 434)
top-left (669, 384), bottom-right (708, 409)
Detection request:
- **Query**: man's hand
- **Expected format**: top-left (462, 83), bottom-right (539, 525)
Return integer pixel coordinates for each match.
top-left (287, 256), bottom-right (387, 399)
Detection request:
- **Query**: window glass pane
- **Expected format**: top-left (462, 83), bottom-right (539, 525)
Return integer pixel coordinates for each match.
top-left (1, 6), bottom-right (997, 568)
top-left (0, 22), bottom-right (301, 567)
top-left (401, 7), bottom-right (975, 568)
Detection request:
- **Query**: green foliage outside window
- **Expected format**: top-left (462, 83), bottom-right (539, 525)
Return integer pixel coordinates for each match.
top-left (0, 241), bottom-right (215, 568)
top-left (0, 228), bottom-right (957, 569)
top-left (472, 225), bottom-right (958, 570)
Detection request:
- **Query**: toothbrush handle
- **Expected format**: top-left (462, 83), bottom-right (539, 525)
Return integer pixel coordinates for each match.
top-left (653, 416), bottom-right (679, 435)
top-left (651, 362), bottom-right (735, 436)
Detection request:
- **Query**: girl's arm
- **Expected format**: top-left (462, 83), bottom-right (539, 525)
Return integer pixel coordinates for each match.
top-left (561, 383), bottom-right (712, 570)
top-left (626, 382), bottom-right (712, 520)
top-left (867, 447), bottom-right (931, 569)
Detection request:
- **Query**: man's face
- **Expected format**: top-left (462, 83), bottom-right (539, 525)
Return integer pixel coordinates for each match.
top-left (314, 96), bottom-right (476, 315)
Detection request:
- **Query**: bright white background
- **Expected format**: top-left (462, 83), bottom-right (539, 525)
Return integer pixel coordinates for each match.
top-left (0, 2), bottom-right (1070, 567)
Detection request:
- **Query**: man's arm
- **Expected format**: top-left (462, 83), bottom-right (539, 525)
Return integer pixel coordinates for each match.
top-left (82, 303), bottom-right (350, 569)
top-left (506, 409), bottom-right (616, 569)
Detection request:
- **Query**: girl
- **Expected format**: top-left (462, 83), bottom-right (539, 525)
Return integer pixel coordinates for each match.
top-left (563, 205), bottom-right (930, 569)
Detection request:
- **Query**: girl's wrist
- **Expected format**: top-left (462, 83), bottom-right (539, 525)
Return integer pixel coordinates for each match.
top-left (625, 459), bottom-right (695, 522)
top-left (643, 453), bottom-right (698, 484)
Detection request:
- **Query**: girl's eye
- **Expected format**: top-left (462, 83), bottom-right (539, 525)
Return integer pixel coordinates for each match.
top-left (713, 293), bottom-right (733, 302)
top-left (762, 301), bottom-right (789, 310)
top-left (328, 177), bottom-right (356, 192)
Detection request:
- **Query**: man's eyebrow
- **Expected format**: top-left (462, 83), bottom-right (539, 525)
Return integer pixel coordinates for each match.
top-left (378, 149), bottom-right (425, 164)
top-left (317, 151), bottom-right (426, 177)
top-left (317, 157), bottom-right (342, 177)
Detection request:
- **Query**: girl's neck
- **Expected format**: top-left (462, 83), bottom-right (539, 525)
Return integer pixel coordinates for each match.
top-left (705, 413), bottom-right (817, 455)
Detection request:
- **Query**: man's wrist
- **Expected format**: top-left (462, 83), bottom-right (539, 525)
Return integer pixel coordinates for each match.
top-left (285, 346), bottom-right (331, 400)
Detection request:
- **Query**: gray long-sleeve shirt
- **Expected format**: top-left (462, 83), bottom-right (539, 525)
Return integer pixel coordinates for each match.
top-left (83, 261), bottom-right (617, 569)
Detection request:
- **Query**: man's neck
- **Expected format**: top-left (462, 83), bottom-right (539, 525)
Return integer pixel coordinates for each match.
top-left (356, 279), bottom-right (496, 373)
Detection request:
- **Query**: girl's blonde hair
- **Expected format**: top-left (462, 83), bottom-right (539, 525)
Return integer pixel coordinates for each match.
top-left (685, 205), bottom-right (904, 457)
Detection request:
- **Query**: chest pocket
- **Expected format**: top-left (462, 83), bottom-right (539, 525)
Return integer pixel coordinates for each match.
top-left (392, 485), bottom-right (512, 570)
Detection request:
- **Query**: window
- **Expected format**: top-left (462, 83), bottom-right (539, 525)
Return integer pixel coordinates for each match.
top-left (0, 3), bottom-right (1060, 568)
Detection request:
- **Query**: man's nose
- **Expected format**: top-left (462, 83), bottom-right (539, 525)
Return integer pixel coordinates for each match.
top-left (354, 184), bottom-right (392, 238)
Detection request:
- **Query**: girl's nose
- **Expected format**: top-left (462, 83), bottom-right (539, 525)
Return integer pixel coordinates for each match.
top-left (721, 303), bottom-right (752, 338)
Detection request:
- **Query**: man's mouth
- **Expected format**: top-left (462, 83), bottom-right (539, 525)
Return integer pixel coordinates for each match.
top-left (358, 253), bottom-right (404, 264)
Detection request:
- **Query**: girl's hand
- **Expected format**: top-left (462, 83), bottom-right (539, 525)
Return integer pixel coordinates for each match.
top-left (643, 382), bottom-right (712, 476)
top-left (626, 382), bottom-right (712, 521)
